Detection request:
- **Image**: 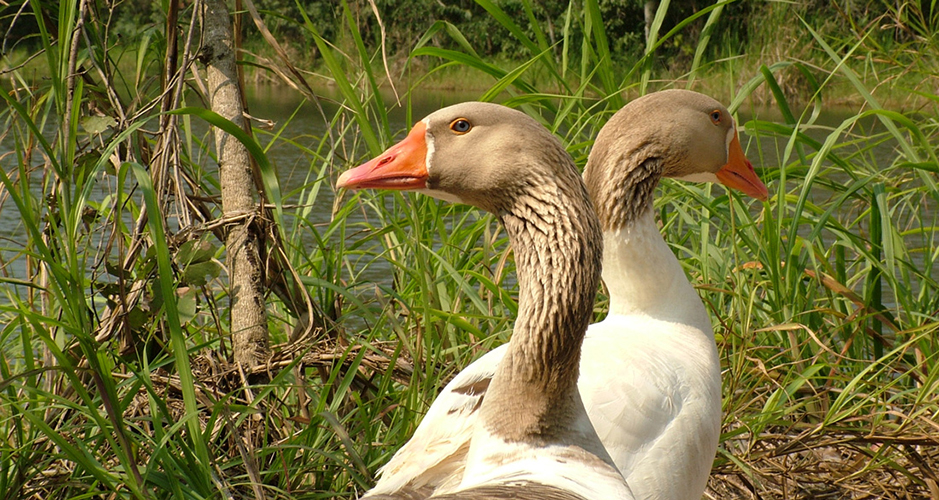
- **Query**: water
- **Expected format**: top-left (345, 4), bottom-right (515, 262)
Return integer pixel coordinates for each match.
top-left (244, 84), bottom-right (488, 290)
top-left (0, 83), bottom-right (490, 339)
top-left (0, 84), bottom-right (924, 325)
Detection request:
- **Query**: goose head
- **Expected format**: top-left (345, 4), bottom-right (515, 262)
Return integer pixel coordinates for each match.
top-left (585, 90), bottom-right (768, 229)
top-left (338, 101), bottom-right (583, 217)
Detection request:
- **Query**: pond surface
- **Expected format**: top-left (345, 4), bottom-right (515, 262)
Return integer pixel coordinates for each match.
top-left (0, 83), bottom-right (911, 311)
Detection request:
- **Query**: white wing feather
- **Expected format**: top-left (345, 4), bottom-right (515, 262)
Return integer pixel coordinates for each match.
top-left (365, 314), bottom-right (720, 500)
top-left (365, 346), bottom-right (506, 496)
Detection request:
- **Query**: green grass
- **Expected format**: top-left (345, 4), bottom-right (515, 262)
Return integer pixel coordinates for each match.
top-left (1, 0), bottom-right (938, 498)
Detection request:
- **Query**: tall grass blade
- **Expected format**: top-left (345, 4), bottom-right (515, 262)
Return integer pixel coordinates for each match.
top-left (130, 162), bottom-right (213, 487)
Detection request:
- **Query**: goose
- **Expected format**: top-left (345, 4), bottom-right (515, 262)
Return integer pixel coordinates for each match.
top-left (338, 101), bottom-right (633, 499)
top-left (363, 90), bottom-right (769, 500)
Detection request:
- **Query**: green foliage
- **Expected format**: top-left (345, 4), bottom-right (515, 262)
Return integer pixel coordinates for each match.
top-left (1, 0), bottom-right (938, 498)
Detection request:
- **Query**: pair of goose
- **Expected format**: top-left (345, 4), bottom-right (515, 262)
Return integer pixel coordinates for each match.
top-left (337, 90), bottom-right (768, 500)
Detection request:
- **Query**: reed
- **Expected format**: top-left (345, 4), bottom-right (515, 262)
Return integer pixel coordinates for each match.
top-left (0, 1), bottom-right (937, 498)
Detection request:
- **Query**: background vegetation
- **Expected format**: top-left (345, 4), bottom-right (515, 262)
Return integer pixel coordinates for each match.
top-left (1, 0), bottom-right (938, 498)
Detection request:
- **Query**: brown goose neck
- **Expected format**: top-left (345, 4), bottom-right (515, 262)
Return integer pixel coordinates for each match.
top-left (585, 143), bottom-right (665, 233)
top-left (481, 159), bottom-right (603, 441)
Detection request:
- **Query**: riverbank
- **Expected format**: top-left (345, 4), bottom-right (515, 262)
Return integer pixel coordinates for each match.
top-left (235, 49), bottom-right (938, 113)
top-left (4, 35), bottom-right (935, 113)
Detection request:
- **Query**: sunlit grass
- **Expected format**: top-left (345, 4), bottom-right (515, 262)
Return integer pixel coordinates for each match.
top-left (1, 0), bottom-right (938, 498)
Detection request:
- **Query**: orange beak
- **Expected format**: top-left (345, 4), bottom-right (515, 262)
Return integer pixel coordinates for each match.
top-left (715, 131), bottom-right (769, 201)
top-left (337, 122), bottom-right (429, 190)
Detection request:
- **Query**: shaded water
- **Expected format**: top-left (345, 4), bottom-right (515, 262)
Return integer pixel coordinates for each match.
top-left (247, 84), bottom-right (907, 290)
top-left (0, 84), bottom-right (913, 312)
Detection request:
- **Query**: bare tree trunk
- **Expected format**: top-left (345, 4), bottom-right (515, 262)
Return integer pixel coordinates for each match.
top-left (644, 0), bottom-right (657, 46)
top-left (203, 0), bottom-right (269, 369)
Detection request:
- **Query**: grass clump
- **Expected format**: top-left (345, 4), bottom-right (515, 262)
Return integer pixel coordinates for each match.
top-left (0, 1), bottom-right (938, 499)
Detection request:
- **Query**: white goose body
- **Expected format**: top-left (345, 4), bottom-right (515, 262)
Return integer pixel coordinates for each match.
top-left (340, 101), bottom-right (635, 499)
top-left (365, 90), bottom-right (768, 500)
top-left (577, 215), bottom-right (721, 499)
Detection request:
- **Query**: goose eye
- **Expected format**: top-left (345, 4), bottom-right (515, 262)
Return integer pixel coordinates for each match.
top-left (450, 118), bottom-right (472, 134)
top-left (709, 110), bottom-right (722, 124)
